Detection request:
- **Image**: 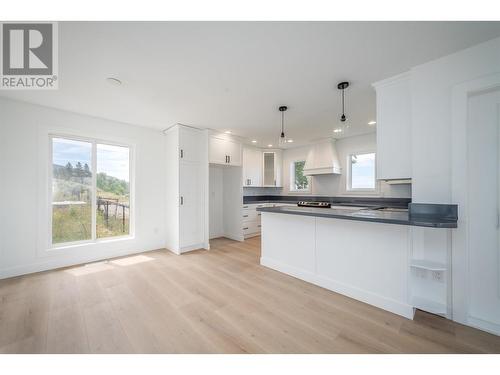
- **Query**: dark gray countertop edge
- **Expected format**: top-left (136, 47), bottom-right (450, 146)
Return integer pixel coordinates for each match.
top-left (256, 207), bottom-right (457, 228)
top-left (243, 195), bottom-right (411, 208)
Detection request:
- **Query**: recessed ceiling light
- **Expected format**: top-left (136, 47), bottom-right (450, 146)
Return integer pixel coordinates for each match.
top-left (368, 121), bottom-right (377, 125)
top-left (333, 128), bottom-right (342, 133)
top-left (287, 139), bottom-right (294, 143)
top-left (106, 77), bottom-right (122, 86)
top-left (268, 144), bottom-right (273, 147)
top-left (225, 131), bottom-right (232, 134)
top-left (251, 140), bottom-right (257, 143)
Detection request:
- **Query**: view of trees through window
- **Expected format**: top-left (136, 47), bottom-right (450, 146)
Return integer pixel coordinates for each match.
top-left (52, 138), bottom-right (92, 243)
top-left (291, 160), bottom-right (309, 191)
top-left (51, 137), bottom-right (130, 245)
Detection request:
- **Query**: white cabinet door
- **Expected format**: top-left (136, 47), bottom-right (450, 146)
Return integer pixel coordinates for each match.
top-left (209, 136), bottom-right (242, 166)
top-left (262, 152), bottom-right (276, 186)
top-left (179, 126), bottom-right (204, 163)
top-left (226, 139), bottom-right (242, 166)
top-left (273, 149), bottom-right (283, 187)
top-left (262, 150), bottom-right (282, 187)
top-left (179, 162), bottom-right (204, 248)
top-left (373, 73), bottom-right (412, 180)
top-left (242, 147), bottom-right (262, 186)
top-left (209, 136), bottom-right (228, 165)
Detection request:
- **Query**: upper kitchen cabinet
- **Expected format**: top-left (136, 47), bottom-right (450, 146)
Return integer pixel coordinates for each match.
top-left (372, 72), bottom-right (412, 181)
top-left (179, 125), bottom-right (204, 163)
top-left (262, 150), bottom-right (282, 187)
top-left (209, 135), bottom-right (242, 166)
top-left (242, 146), bottom-right (262, 187)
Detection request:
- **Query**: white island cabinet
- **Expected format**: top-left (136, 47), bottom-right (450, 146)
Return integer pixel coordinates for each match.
top-left (260, 212), bottom-right (414, 319)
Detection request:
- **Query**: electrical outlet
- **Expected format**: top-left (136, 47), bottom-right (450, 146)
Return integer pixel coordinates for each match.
top-left (432, 270), bottom-right (443, 282)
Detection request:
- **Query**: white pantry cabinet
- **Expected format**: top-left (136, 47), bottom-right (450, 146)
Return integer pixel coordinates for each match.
top-left (372, 72), bottom-right (412, 180)
top-left (165, 124), bottom-right (208, 254)
top-left (209, 135), bottom-right (242, 166)
top-left (242, 146), bottom-right (262, 187)
top-left (262, 150), bottom-right (282, 187)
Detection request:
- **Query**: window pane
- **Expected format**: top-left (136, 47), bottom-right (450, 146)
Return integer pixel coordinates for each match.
top-left (52, 138), bottom-right (92, 244)
top-left (293, 161), bottom-right (309, 190)
top-left (96, 144), bottom-right (130, 238)
top-left (351, 153), bottom-right (375, 189)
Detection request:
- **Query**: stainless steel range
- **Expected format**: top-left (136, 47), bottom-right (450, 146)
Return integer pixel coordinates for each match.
top-left (297, 201), bottom-right (331, 208)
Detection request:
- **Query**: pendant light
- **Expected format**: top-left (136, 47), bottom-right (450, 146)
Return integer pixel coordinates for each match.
top-left (337, 81), bottom-right (349, 122)
top-left (278, 105), bottom-right (288, 145)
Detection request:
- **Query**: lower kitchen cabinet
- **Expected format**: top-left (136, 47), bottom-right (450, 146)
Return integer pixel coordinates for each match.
top-left (242, 203), bottom-right (265, 238)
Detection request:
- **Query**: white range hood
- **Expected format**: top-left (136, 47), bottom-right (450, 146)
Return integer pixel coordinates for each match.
top-left (303, 139), bottom-right (342, 175)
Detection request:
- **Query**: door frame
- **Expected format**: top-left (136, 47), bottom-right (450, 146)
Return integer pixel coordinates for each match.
top-left (451, 72), bottom-right (500, 334)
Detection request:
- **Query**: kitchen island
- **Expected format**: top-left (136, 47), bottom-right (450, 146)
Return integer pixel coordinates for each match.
top-left (257, 203), bottom-right (457, 319)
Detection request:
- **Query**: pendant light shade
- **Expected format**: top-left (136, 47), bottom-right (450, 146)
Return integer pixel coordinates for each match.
top-left (278, 106), bottom-right (288, 145)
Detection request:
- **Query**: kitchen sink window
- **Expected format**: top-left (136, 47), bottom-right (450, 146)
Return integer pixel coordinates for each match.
top-left (347, 152), bottom-right (376, 191)
top-left (290, 160), bottom-right (310, 192)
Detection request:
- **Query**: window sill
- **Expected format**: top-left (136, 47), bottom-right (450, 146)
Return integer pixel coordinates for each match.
top-left (289, 190), bottom-right (312, 194)
top-left (47, 235), bottom-right (135, 252)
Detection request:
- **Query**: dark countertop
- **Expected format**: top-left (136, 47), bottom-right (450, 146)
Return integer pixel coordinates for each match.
top-left (256, 205), bottom-right (458, 228)
top-left (244, 195), bottom-right (411, 208)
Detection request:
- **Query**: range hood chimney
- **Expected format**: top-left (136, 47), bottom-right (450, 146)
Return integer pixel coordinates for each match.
top-left (303, 139), bottom-right (342, 176)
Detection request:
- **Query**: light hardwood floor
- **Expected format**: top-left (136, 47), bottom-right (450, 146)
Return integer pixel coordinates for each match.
top-left (1, 236), bottom-right (499, 353)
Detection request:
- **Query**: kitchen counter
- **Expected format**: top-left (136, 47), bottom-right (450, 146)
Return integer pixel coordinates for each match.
top-left (258, 202), bottom-right (457, 319)
top-left (256, 204), bottom-right (457, 228)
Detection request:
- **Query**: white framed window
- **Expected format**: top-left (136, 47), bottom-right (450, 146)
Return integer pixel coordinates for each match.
top-left (289, 160), bottom-right (311, 192)
top-left (50, 135), bottom-right (132, 247)
top-left (347, 152), bottom-right (376, 192)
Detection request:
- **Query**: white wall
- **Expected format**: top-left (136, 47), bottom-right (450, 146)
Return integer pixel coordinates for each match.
top-left (0, 98), bottom-right (167, 279)
top-left (408, 36), bottom-right (500, 333)
top-left (209, 165), bottom-right (224, 238)
top-left (281, 133), bottom-right (411, 198)
top-left (411, 36), bottom-right (500, 203)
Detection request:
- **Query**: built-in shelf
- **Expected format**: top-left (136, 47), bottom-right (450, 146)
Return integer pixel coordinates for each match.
top-left (411, 295), bottom-right (447, 315)
top-left (410, 259), bottom-right (447, 272)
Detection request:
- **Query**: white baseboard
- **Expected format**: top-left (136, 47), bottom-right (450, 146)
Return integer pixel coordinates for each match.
top-left (467, 316), bottom-right (500, 336)
top-left (260, 256), bottom-right (415, 320)
top-left (179, 242), bottom-right (207, 254)
top-left (0, 245), bottom-right (164, 280)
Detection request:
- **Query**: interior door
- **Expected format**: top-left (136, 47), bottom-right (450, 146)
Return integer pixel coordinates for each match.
top-left (179, 162), bottom-right (203, 249)
top-left (466, 87), bottom-right (500, 333)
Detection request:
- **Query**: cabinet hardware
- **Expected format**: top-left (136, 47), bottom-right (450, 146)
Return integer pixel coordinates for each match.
top-left (243, 205), bottom-right (248, 208)
top-left (243, 215), bottom-right (248, 218)
top-left (243, 227), bottom-right (249, 230)
top-left (180, 149), bottom-right (184, 158)
top-left (180, 196), bottom-right (184, 205)
top-left (257, 225), bottom-right (261, 228)
top-left (228, 155), bottom-right (231, 164)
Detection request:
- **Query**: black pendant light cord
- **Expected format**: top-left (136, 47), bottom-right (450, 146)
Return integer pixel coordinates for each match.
top-left (279, 106), bottom-right (287, 139)
top-left (281, 111), bottom-right (285, 138)
top-left (337, 81), bottom-right (349, 122)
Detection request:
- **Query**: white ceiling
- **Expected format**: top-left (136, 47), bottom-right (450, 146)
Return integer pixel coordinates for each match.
top-left (3, 21), bottom-right (500, 147)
